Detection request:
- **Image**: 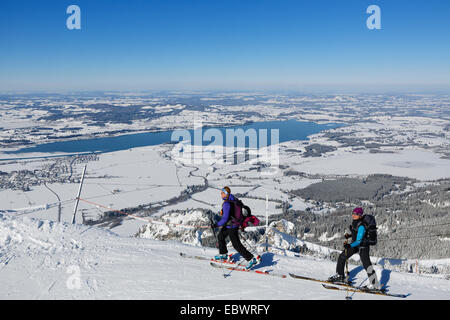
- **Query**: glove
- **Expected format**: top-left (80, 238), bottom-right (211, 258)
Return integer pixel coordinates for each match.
top-left (344, 242), bottom-right (351, 250)
top-left (344, 233), bottom-right (352, 239)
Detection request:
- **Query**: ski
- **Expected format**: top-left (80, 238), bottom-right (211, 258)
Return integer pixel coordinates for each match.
top-left (322, 284), bottom-right (409, 298)
top-left (289, 273), bottom-right (354, 288)
top-left (179, 252), bottom-right (210, 261)
top-left (210, 261), bottom-right (287, 278)
top-left (179, 252), bottom-right (238, 265)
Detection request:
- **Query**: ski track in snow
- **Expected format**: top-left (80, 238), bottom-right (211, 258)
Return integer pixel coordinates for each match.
top-left (0, 213), bottom-right (449, 300)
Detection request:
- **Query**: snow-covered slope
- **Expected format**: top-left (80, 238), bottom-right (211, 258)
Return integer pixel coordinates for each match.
top-left (0, 213), bottom-right (448, 300)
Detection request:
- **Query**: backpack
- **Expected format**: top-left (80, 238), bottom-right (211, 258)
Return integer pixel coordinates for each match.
top-left (226, 198), bottom-right (260, 230)
top-left (361, 214), bottom-right (377, 246)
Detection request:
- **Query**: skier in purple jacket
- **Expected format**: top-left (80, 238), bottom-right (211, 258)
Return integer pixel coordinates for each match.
top-left (212, 186), bottom-right (260, 270)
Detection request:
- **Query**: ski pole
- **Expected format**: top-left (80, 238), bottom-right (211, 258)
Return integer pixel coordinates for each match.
top-left (345, 246), bottom-right (350, 300)
top-left (209, 212), bottom-right (227, 278)
top-left (208, 211), bottom-right (218, 248)
top-left (345, 247), bottom-right (349, 282)
top-left (241, 231), bottom-right (258, 253)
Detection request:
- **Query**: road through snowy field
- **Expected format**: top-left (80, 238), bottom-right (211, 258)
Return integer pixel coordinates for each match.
top-left (0, 213), bottom-right (448, 300)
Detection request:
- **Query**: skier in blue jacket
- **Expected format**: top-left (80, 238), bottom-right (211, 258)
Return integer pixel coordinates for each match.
top-left (212, 186), bottom-right (260, 270)
top-left (328, 207), bottom-right (380, 290)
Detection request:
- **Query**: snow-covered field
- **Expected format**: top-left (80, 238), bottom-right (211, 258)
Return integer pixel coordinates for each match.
top-left (292, 148), bottom-right (450, 180)
top-left (0, 212), bottom-right (448, 300)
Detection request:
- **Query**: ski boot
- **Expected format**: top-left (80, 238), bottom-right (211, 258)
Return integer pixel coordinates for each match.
top-left (214, 254), bottom-right (228, 261)
top-left (245, 255), bottom-right (261, 270)
top-left (327, 274), bottom-right (351, 286)
top-left (213, 254), bottom-right (234, 263)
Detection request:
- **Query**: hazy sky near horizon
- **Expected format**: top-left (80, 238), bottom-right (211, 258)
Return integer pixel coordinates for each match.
top-left (1, 0), bottom-right (449, 93)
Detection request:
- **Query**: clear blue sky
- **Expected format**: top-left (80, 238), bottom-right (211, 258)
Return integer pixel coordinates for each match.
top-left (1, 0), bottom-right (449, 92)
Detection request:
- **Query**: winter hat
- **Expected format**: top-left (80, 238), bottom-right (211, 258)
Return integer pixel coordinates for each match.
top-left (352, 207), bottom-right (364, 216)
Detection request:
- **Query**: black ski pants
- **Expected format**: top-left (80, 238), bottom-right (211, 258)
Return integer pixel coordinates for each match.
top-left (218, 227), bottom-right (254, 261)
top-left (336, 246), bottom-right (378, 286)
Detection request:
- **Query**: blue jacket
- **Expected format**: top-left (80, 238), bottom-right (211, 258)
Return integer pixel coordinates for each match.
top-left (350, 225), bottom-right (366, 248)
top-left (217, 194), bottom-right (238, 229)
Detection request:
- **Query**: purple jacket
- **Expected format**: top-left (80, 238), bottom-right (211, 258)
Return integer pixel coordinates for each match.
top-left (217, 194), bottom-right (239, 228)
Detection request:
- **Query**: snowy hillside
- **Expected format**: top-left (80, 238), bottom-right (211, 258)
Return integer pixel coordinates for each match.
top-left (0, 212), bottom-right (449, 300)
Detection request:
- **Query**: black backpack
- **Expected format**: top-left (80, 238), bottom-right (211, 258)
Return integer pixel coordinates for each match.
top-left (361, 214), bottom-right (377, 246)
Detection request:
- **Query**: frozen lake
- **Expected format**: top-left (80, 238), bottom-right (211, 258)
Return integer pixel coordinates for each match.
top-left (4, 120), bottom-right (343, 157)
